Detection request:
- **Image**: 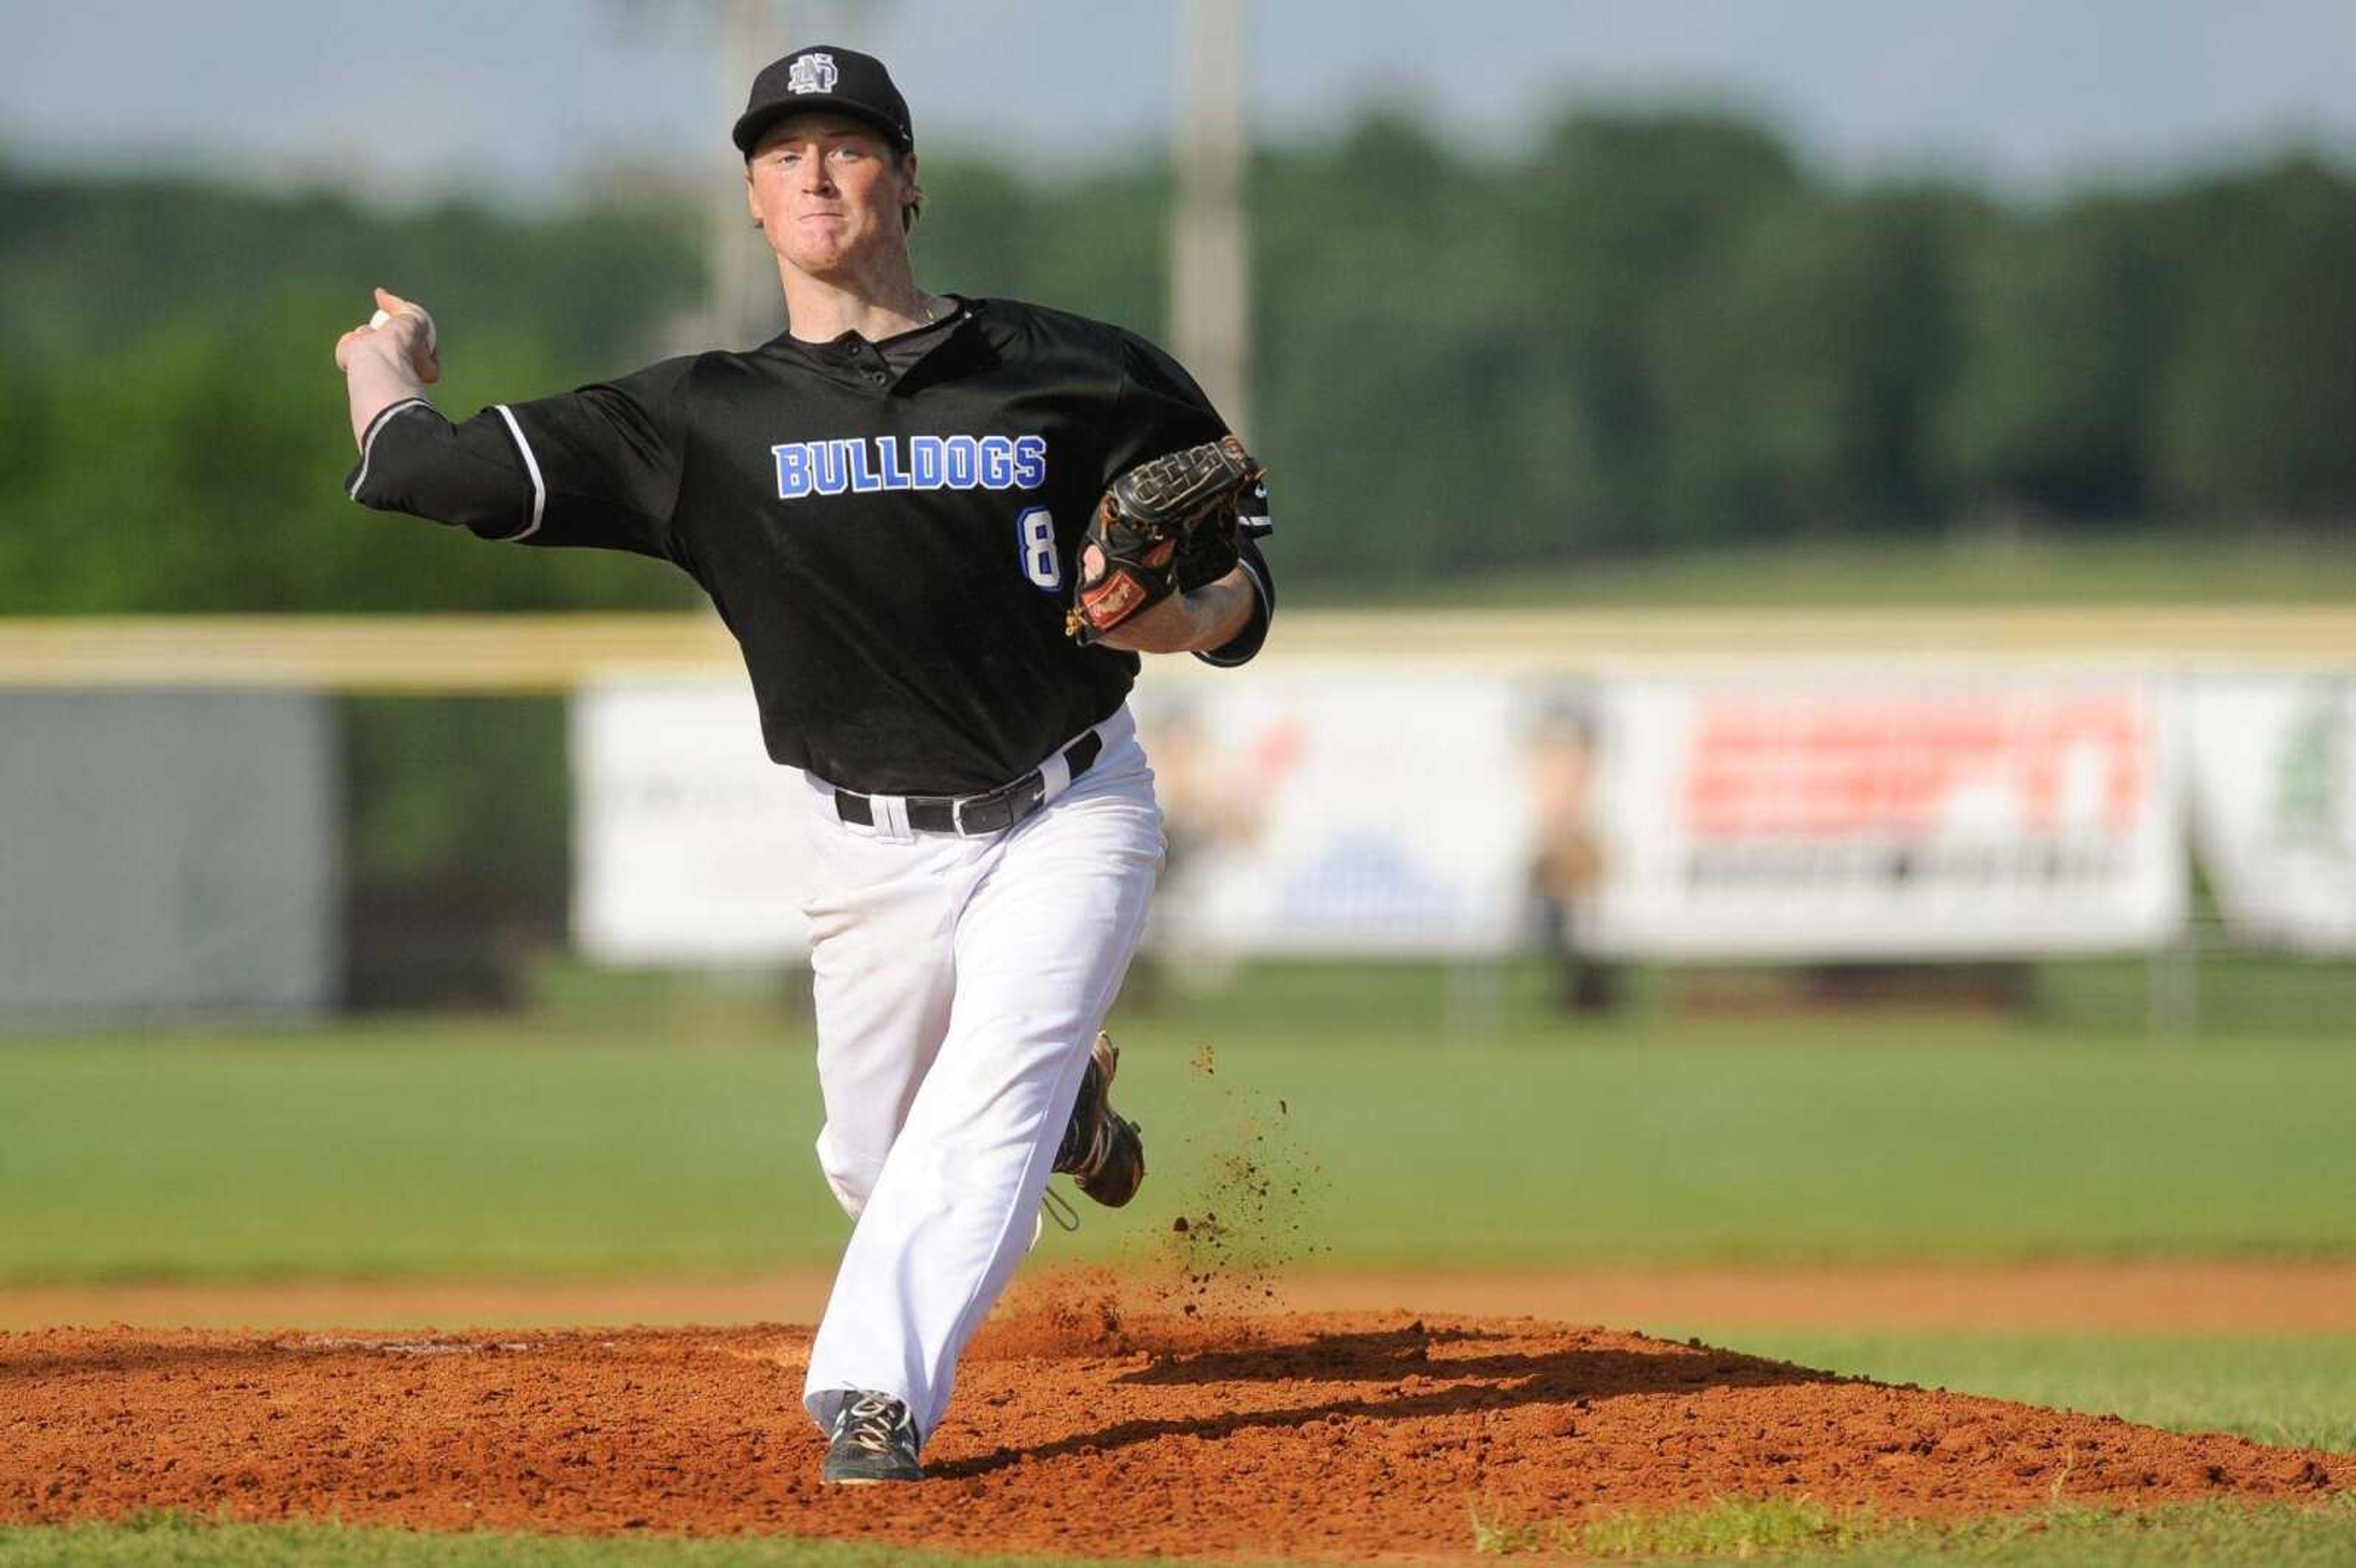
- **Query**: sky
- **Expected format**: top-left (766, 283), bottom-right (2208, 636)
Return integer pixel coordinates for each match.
top-left (6, 0), bottom-right (2355, 207)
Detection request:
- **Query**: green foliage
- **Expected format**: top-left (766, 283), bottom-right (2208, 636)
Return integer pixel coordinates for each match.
top-left (1322, 533), bottom-right (2356, 608)
top-left (1934, 196), bottom-right (2164, 520)
top-left (6, 123), bottom-right (2354, 616)
top-left (0, 177), bottom-right (701, 371)
top-left (0, 175), bottom-right (704, 615)
top-left (1650, 185), bottom-right (1977, 544)
top-left (4, 290), bottom-right (695, 614)
top-left (2149, 158), bottom-right (2356, 521)
top-left (341, 696), bottom-right (569, 903)
top-left (337, 696), bottom-right (572, 1002)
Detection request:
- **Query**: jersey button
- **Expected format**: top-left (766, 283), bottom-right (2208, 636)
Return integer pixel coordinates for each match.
top-left (864, 369), bottom-right (888, 384)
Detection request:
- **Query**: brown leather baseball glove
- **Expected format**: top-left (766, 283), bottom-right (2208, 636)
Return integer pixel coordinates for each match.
top-left (1066, 435), bottom-right (1266, 646)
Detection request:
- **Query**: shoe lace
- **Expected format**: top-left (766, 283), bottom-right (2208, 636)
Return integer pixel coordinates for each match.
top-left (1057, 1055), bottom-right (1107, 1172)
top-left (1063, 1038), bottom-right (1127, 1180)
top-left (1072, 1115), bottom-right (1113, 1179)
top-left (837, 1395), bottom-right (912, 1456)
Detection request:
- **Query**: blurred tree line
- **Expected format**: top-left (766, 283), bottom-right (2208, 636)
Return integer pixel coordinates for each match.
top-left (4, 111), bottom-right (2353, 617)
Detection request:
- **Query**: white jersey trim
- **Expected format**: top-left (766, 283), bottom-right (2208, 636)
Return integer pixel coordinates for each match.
top-left (347, 398), bottom-right (432, 501)
top-left (492, 403), bottom-right (547, 542)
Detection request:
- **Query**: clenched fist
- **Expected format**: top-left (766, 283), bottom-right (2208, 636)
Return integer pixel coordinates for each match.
top-left (334, 286), bottom-right (440, 385)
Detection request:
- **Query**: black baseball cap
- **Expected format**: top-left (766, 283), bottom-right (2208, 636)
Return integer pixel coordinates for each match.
top-left (733, 45), bottom-right (914, 156)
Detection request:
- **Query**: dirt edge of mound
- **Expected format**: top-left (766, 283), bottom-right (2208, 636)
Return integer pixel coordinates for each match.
top-left (2, 1299), bottom-right (2341, 1562)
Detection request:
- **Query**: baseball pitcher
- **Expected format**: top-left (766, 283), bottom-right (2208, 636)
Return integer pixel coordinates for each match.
top-left (333, 44), bottom-right (1274, 1486)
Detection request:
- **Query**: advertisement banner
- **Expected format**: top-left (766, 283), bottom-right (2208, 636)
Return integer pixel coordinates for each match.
top-left (571, 669), bottom-right (2217, 967)
top-left (2187, 676), bottom-right (2356, 953)
top-left (571, 680), bottom-right (816, 963)
top-left (574, 674), bottom-right (1539, 964)
top-left (1134, 676), bottom-right (1535, 956)
top-left (1588, 674), bottom-right (2184, 959)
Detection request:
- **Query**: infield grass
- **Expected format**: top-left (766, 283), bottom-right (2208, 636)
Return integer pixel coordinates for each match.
top-left (1661, 1332), bottom-right (2356, 1456)
top-left (1469, 1495), bottom-right (2356, 1563)
top-left (0, 1514), bottom-right (1260, 1567)
top-left (2, 961), bottom-right (2354, 1280)
top-left (6, 1499), bottom-right (2354, 1567)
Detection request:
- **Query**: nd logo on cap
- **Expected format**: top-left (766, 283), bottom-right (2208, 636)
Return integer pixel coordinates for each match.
top-left (733, 45), bottom-right (914, 155)
top-left (787, 52), bottom-right (839, 94)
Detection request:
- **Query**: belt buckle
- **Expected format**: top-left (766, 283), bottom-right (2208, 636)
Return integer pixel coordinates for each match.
top-left (953, 789), bottom-right (1007, 836)
top-left (953, 775), bottom-right (1041, 836)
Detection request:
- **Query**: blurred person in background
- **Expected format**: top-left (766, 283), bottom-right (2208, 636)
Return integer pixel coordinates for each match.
top-left (1525, 694), bottom-right (1618, 1015)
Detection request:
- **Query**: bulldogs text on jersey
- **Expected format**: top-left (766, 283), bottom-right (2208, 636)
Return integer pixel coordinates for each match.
top-left (773, 434), bottom-right (1047, 500)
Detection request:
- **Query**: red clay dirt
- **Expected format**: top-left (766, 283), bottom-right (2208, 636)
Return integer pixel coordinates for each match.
top-left (2, 1288), bottom-right (2341, 1562)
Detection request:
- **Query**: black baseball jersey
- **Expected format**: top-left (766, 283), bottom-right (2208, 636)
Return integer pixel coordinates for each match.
top-left (347, 298), bottom-right (1274, 794)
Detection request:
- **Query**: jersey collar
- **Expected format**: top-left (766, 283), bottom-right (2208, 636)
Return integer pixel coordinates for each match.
top-left (758, 296), bottom-right (982, 395)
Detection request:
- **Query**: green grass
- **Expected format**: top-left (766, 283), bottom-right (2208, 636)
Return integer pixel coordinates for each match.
top-left (1239, 1031), bottom-right (2356, 1269)
top-left (0, 1515), bottom-right (1248, 1568)
top-left (13, 1500), bottom-right (2351, 1568)
top-left (1666, 1332), bottom-right (2356, 1455)
top-left (1314, 531), bottom-right (2356, 608)
top-left (2, 964), bottom-right (2354, 1279)
top-left (8, 1501), bottom-right (2353, 1568)
top-left (0, 1026), bottom-right (818, 1280)
top-left (1471, 1493), bottom-right (1885, 1556)
top-left (1839, 1501), bottom-right (2356, 1566)
top-left (1467, 1495), bottom-right (2356, 1564)
top-left (7, 966), bottom-right (2353, 1564)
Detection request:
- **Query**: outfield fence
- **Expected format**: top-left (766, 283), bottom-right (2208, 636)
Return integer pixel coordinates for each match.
top-left (4, 610), bottom-right (2352, 1033)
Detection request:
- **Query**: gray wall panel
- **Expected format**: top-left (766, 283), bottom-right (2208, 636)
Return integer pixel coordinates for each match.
top-left (0, 691), bottom-right (339, 1027)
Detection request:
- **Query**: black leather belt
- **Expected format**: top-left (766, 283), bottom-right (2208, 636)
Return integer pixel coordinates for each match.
top-left (834, 729), bottom-right (1105, 837)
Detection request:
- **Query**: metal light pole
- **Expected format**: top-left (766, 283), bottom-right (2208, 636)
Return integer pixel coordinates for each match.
top-left (707, 0), bottom-right (788, 347)
top-left (1171, 0), bottom-right (1252, 439)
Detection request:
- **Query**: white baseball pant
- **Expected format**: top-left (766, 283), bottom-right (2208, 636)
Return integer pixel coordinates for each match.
top-left (797, 707), bottom-right (1163, 1442)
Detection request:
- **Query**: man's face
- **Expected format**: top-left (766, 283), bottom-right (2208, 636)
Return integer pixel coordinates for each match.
top-left (744, 113), bottom-right (916, 282)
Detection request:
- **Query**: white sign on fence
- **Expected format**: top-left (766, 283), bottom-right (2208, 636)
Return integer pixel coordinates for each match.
top-left (1134, 676), bottom-right (1536, 957)
top-left (571, 669), bottom-right (2220, 967)
top-left (571, 680), bottom-right (815, 963)
top-left (2187, 675), bottom-right (2356, 954)
top-left (1588, 674), bottom-right (2185, 959)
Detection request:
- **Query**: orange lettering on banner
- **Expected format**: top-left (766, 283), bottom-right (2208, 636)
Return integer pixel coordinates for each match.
top-left (1681, 693), bottom-right (2147, 840)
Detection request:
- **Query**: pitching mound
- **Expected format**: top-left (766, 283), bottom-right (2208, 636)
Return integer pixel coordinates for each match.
top-left (3, 1304), bottom-right (2340, 1561)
